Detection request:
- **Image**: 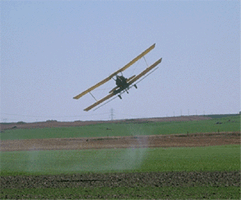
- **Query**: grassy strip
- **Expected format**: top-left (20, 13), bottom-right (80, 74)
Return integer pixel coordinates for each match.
top-left (1, 186), bottom-right (240, 199)
top-left (1, 145), bottom-right (239, 176)
top-left (1, 115), bottom-right (240, 140)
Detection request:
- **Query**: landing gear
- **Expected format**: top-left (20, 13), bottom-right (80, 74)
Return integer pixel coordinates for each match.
top-left (118, 95), bottom-right (122, 99)
top-left (134, 84), bottom-right (137, 89)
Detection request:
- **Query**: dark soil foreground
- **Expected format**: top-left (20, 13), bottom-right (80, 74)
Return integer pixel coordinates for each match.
top-left (2, 171), bottom-right (240, 189)
top-left (1, 171), bottom-right (240, 199)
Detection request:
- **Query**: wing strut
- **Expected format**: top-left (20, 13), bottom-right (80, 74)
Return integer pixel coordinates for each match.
top-left (89, 92), bottom-right (98, 101)
top-left (143, 56), bottom-right (149, 67)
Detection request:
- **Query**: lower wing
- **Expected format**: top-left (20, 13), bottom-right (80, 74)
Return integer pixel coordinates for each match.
top-left (84, 93), bottom-right (115, 111)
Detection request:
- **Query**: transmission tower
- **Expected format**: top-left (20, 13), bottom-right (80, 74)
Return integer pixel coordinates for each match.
top-left (110, 108), bottom-right (114, 120)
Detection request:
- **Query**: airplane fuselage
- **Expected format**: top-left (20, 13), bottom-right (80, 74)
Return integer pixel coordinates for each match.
top-left (114, 75), bottom-right (129, 94)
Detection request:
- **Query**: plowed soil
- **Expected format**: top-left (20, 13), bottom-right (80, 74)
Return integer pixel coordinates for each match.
top-left (2, 171), bottom-right (240, 189)
top-left (1, 132), bottom-right (240, 152)
top-left (1, 171), bottom-right (240, 199)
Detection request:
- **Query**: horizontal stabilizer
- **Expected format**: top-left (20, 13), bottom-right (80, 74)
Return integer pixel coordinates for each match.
top-left (128, 58), bottom-right (162, 86)
top-left (109, 86), bottom-right (119, 93)
top-left (126, 75), bottom-right (136, 83)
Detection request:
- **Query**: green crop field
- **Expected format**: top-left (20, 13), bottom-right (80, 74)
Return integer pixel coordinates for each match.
top-left (1, 145), bottom-right (240, 199)
top-left (1, 114), bottom-right (240, 199)
top-left (1, 145), bottom-right (240, 176)
top-left (1, 145), bottom-right (240, 175)
top-left (1, 114), bottom-right (240, 140)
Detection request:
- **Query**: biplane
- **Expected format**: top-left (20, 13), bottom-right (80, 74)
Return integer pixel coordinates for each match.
top-left (73, 43), bottom-right (162, 111)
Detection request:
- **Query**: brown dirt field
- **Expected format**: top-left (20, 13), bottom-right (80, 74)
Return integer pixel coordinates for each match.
top-left (1, 116), bottom-right (239, 152)
top-left (1, 132), bottom-right (240, 152)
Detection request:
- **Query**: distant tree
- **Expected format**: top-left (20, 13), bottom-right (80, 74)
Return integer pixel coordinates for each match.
top-left (17, 121), bottom-right (26, 124)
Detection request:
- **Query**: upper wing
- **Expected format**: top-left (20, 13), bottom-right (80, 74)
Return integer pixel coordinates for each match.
top-left (127, 58), bottom-right (162, 86)
top-left (108, 43), bottom-right (156, 77)
top-left (73, 76), bottom-right (111, 99)
top-left (84, 93), bottom-right (115, 111)
top-left (73, 44), bottom-right (156, 99)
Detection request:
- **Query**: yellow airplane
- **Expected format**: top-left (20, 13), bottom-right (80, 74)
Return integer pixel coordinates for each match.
top-left (73, 43), bottom-right (162, 111)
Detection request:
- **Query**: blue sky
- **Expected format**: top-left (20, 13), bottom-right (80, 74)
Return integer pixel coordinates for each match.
top-left (1, 0), bottom-right (240, 122)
